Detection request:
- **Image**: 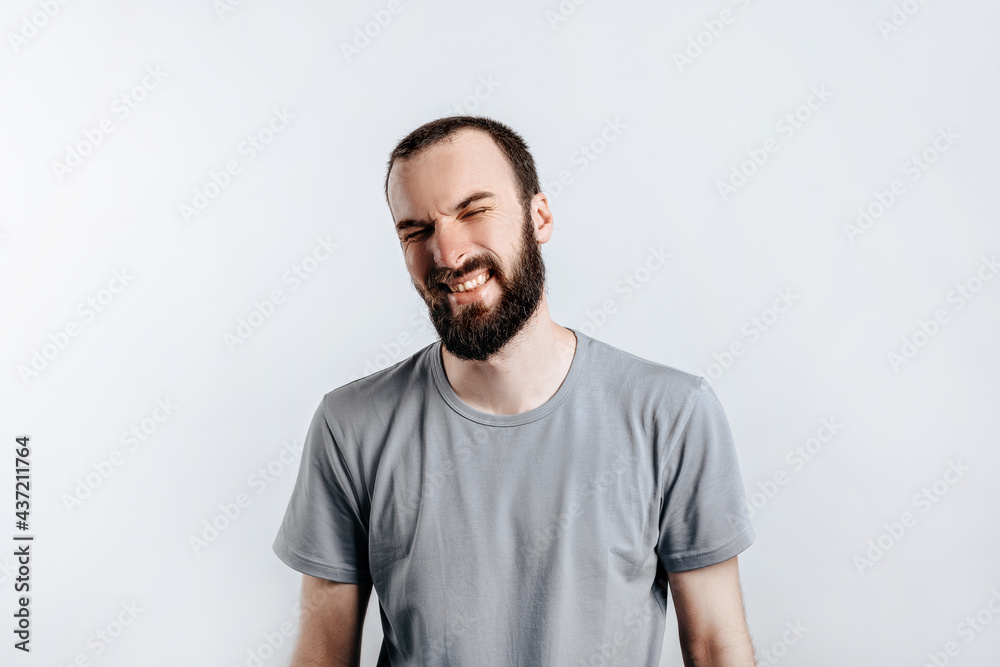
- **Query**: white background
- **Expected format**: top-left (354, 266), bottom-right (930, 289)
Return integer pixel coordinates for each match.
top-left (2, 1), bottom-right (999, 665)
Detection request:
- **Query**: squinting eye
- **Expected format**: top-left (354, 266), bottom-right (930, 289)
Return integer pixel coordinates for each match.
top-left (465, 208), bottom-right (487, 218)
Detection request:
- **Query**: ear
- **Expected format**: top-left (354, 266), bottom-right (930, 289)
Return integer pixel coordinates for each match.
top-left (529, 191), bottom-right (555, 244)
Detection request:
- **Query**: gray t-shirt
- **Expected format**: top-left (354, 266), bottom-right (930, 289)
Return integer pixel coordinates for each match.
top-left (272, 328), bottom-right (754, 666)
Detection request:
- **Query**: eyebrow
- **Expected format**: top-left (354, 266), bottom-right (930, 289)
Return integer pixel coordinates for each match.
top-left (394, 191), bottom-right (496, 234)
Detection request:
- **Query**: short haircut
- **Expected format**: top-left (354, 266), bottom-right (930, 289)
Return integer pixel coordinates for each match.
top-left (384, 116), bottom-right (541, 213)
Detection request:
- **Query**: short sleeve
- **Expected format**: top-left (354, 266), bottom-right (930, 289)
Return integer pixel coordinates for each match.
top-left (657, 378), bottom-right (755, 572)
top-left (272, 399), bottom-right (371, 584)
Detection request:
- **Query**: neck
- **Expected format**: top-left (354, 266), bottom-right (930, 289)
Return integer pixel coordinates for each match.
top-left (440, 295), bottom-right (577, 416)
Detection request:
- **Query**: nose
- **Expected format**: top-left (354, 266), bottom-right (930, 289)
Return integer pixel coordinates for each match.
top-left (428, 218), bottom-right (474, 276)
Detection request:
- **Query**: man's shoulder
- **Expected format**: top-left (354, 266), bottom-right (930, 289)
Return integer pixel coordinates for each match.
top-left (315, 340), bottom-right (437, 430)
top-left (585, 334), bottom-right (705, 399)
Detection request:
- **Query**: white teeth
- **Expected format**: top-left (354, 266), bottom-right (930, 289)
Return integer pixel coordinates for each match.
top-left (450, 271), bottom-right (490, 293)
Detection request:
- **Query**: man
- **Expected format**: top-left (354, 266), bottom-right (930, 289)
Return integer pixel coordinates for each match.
top-left (273, 116), bottom-right (757, 666)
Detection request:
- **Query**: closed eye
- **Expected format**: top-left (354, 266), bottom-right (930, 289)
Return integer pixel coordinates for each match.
top-left (402, 209), bottom-right (488, 241)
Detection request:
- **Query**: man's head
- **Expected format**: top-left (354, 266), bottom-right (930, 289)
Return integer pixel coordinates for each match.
top-left (384, 117), bottom-right (551, 362)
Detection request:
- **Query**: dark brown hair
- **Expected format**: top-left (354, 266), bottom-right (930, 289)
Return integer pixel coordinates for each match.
top-left (384, 116), bottom-right (541, 212)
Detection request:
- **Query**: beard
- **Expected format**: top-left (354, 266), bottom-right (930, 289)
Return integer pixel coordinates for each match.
top-left (411, 205), bottom-right (547, 362)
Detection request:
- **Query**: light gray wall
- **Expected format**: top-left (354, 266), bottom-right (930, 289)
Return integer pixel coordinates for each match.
top-left (3, 1), bottom-right (999, 665)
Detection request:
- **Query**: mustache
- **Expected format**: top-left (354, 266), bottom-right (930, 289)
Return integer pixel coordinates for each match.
top-left (433, 259), bottom-right (496, 286)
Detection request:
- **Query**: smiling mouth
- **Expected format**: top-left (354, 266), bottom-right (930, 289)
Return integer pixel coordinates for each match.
top-left (443, 269), bottom-right (493, 293)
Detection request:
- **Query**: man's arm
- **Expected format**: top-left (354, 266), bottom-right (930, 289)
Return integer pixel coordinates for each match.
top-left (667, 556), bottom-right (755, 666)
top-left (290, 574), bottom-right (372, 667)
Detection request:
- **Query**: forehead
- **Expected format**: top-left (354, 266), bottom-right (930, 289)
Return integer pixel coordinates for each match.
top-left (387, 129), bottom-right (516, 218)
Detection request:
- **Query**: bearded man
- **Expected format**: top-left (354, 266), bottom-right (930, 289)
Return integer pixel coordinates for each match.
top-left (273, 116), bottom-right (757, 666)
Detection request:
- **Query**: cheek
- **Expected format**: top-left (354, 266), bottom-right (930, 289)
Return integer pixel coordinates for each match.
top-left (404, 251), bottom-right (423, 275)
top-left (407, 253), bottom-right (437, 289)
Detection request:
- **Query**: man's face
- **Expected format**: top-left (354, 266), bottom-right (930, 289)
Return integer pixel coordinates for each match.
top-left (387, 129), bottom-right (546, 362)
